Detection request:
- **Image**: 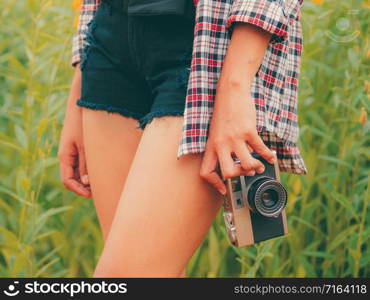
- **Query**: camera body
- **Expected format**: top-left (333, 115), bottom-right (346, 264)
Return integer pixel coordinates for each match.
top-left (221, 151), bottom-right (288, 247)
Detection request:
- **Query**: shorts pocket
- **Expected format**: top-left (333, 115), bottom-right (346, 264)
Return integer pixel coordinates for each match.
top-left (176, 44), bottom-right (193, 90)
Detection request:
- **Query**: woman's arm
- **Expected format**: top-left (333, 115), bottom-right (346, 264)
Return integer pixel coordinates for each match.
top-left (217, 21), bottom-right (273, 93)
top-left (58, 64), bottom-right (91, 197)
top-left (200, 22), bottom-right (277, 195)
top-left (58, 0), bottom-right (98, 197)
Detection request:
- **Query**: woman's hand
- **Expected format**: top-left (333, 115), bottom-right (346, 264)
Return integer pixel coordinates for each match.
top-left (200, 82), bottom-right (276, 195)
top-left (58, 64), bottom-right (91, 198)
top-left (199, 22), bottom-right (277, 195)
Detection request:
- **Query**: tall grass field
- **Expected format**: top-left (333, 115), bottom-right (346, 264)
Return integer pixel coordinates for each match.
top-left (0, 0), bottom-right (369, 277)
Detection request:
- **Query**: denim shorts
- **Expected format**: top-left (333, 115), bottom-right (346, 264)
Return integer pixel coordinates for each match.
top-left (78, 0), bottom-right (195, 130)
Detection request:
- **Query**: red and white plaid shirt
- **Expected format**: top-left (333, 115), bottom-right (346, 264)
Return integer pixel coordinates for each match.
top-left (71, 0), bottom-right (308, 175)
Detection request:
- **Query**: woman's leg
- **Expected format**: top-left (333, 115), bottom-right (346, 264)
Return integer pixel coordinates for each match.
top-left (81, 108), bottom-right (143, 241)
top-left (82, 108), bottom-right (188, 276)
top-left (93, 115), bottom-right (224, 277)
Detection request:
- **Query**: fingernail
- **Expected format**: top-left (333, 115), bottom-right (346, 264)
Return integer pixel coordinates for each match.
top-left (219, 188), bottom-right (226, 195)
top-left (82, 175), bottom-right (89, 184)
top-left (257, 167), bottom-right (264, 174)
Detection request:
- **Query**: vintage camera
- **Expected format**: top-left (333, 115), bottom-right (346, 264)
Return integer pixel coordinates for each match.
top-left (220, 151), bottom-right (288, 247)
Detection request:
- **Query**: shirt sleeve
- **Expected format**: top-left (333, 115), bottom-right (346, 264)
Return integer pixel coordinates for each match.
top-left (71, 0), bottom-right (99, 68)
top-left (225, 0), bottom-right (304, 44)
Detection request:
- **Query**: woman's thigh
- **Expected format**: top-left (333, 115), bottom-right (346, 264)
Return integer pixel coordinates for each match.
top-left (93, 115), bottom-right (224, 277)
top-left (81, 108), bottom-right (143, 241)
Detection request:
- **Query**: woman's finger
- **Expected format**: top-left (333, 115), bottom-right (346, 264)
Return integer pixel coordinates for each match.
top-left (77, 144), bottom-right (89, 185)
top-left (232, 141), bottom-right (264, 176)
top-left (60, 160), bottom-right (91, 197)
top-left (199, 148), bottom-right (227, 195)
top-left (217, 146), bottom-right (241, 179)
top-left (58, 147), bottom-right (91, 197)
top-left (247, 131), bottom-right (276, 164)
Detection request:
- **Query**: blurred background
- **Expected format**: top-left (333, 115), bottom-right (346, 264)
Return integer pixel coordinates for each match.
top-left (0, 0), bottom-right (369, 277)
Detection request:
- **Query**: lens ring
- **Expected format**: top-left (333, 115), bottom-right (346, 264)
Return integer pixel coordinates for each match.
top-left (247, 177), bottom-right (287, 217)
top-left (254, 179), bottom-right (287, 217)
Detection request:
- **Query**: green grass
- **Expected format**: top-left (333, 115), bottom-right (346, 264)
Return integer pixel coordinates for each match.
top-left (0, 0), bottom-right (369, 277)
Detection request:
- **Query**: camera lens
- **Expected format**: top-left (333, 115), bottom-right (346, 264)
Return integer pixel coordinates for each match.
top-left (247, 177), bottom-right (287, 217)
top-left (261, 189), bottom-right (279, 208)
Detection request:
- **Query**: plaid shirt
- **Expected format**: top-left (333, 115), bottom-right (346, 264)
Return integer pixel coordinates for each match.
top-left (71, 0), bottom-right (308, 175)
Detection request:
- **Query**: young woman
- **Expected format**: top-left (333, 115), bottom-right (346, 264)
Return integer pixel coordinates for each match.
top-left (58, 0), bottom-right (307, 277)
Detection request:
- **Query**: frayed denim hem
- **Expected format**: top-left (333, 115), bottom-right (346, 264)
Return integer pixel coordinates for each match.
top-left (137, 110), bottom-right (184, 130)
top-left (77, 99), bottom-right (145, 120)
